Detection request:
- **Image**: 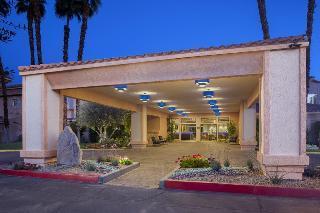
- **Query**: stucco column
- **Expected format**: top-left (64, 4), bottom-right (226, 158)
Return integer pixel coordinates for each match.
top-left (20, 74), bottom-right (63, 164)
top-left (131, 104), bottom-right (148, 148)
top-left (239, 101), bottom-right (257, 150)
top-left (257, 49), bottom-right (309, 180)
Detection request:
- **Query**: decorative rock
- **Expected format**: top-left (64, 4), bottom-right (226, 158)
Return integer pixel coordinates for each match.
top-left (57, 126), bottom-right (82, 166)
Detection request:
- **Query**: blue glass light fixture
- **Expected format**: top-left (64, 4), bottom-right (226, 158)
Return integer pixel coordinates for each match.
top-left (203, 91), bottom-right (214, 99)
top-left (214, 111), bottom-right (221, 116)
top-left (168, 107), bottom-right (176, 112)
top-left (211, 105), bottom-right (219, 110)
top-left (195, 79), bottom-right (210, 87)
top-left (176, 110), bottom-right (184, 115)
top-left (208, 100), bottom-right (217, 106)
top-left (139, 94), bottom-right (150, 103)
top-left (114, 84), bottom-right (127, 92)
top-left (158, 101), bottom-right (166, 108)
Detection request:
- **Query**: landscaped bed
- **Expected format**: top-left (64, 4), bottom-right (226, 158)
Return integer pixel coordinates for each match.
top-left (0, 156), bottom-right (139, 184)
top-left (161, 154), bottom-right (320, 198)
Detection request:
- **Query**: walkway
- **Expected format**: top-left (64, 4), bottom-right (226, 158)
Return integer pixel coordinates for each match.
top-left (83, 142), bottom-right (257, 188)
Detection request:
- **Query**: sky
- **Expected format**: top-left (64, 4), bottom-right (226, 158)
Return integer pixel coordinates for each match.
top-left (1, 0), bottom-right (320, 85)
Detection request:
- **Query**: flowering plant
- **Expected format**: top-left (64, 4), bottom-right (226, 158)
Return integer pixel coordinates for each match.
top-left (176, 154), bottom-right (210, 168)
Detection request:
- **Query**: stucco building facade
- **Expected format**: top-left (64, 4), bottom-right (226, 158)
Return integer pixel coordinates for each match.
top-left (18, 35), bottom-right (309, 179)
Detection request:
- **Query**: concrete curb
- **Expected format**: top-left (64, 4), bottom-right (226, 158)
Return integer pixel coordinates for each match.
top-left (98, 162), bottom-right (140, 184)
top-left (163, 179), bottom-right (320, 198)
top-left (159, 166), bottom-right (180, 189)
top-left (0, 162), bottom-right (140, 184)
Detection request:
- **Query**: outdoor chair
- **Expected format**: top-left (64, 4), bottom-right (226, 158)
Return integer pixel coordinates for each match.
top-left (158, 136), bottom-right (167, 143)
top-left (151, 136), bottom-right (161, 145)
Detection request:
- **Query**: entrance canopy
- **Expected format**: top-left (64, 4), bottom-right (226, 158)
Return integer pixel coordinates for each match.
top-left (18, 35), bottom-right (310, 179)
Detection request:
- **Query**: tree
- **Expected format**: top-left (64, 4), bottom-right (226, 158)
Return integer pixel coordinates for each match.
top-left (16, 0), bottom-right (36, 65)
top-left (33, 0), bottom-right (46, 64)
top-left (0, 57), bottom-right (12, 143)
top-left (306, 0), bottom-right (316, 91)
top-left (0, 0), bottom-right (10, 17)
top-left (78, 102), bottom-right (129, 144)
top-left (257, 0), bottom-right (270, 39)
top-left (55, 0), bottom-right (80, 63)
top-left (76, 0), bottom-right (101, 61)
top-left (76, 0), bottom-right (101, 139)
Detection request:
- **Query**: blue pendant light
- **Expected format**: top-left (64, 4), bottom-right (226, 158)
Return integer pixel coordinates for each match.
top-left (114, 84), bottom-right (127, 92)
top-left (211, 105), bottom-right (219, 110)
top-left (139, 94), bottom-right (150, 102)
top-left (195, 79), bottom-right (210, 87)
top-left (203, 91), bottom-right (214, 98)
top-left (208, 100), bottom-right (217, 106)
top-left (214, 111), bottom-right (221, 116)
top-left (158, 101), bottom-right (166, 108)
top-left (176, 110), bottom-right (184, 115)
top-left (168, 107), bottom-right (176, 112)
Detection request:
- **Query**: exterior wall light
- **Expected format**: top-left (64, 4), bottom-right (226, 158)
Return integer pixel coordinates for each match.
top-left (203, 91), bottom-right (214, 99)
top-left (208, 100), bottom-right (217, 106)
top-left (195, 79), bottom-right (210, 87)
top-left (168, 107), bottom-right (176, 112)
top-left (158, 101), bottom-right (166, 108)
top-left (114, 85), bottom-right (128, 92)
top-left (139, 94), bottom-right (150, 102)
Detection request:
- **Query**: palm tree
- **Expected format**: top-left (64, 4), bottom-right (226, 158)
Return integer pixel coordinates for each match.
top-left (55, 0), bottom-right (80, 63)
top-left (257, 0), bottom-right (270, 39)
top-left (77, 0), bottom-right (101, 61)
top-left (306, 0), bottom-right (316, 91)
top-left (33, 0), bottom-right (46, 64)
top-left (0, 0), bottom-right (10, 17)
top-left (75, 0), bottom-right (101, 138)
top-left (16, 0), bottom-right (36, 65)
top-left (0, 57), bottom-right (10, 143)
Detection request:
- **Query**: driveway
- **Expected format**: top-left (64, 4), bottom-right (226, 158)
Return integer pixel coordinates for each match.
top-left (0, 175), bottom-right (319, 213)
top-left (83, 142), bottom-right (257, 188)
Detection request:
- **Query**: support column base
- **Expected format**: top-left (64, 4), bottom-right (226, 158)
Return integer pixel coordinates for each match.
top-left (20, 150), bottom-right (57, 165)
top-left (257, 153), bottom-right (309, 180)
top-left (130, 142), bottom-right (147, 149)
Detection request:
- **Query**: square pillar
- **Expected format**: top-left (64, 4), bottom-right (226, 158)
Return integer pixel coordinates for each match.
top-left (131, 104), bottom-right (148, 148)
top-left (20, 74), bottom-right (63, 164)
top-left (239, 101), bottom-right (257, 150)
top-left (257, 49), bottom-right (309, 180)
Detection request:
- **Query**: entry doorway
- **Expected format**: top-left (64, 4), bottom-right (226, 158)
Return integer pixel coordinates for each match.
top-left (200, 124), bottom-right (217, 141)
top-left (181, 124), bottom-right (196, 141)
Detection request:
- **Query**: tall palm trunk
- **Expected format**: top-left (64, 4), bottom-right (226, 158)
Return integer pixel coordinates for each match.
top-left (27, 14), bottom-right (35, 65)
top-left (257, 0), bottom-right (270, 39)
top-left (306, 0), bottom-right (315, 92)
top-left (63, 17), bottom-right (70, 63)
top-left (0, 57), bottom-right (9, 144)
top-left (62, 17), bottom-right (71, 128)
top-left (34, 16), bottom-right (43, 64)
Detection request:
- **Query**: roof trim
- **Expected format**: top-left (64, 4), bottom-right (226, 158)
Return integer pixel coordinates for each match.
top-left (19, 35), bottom-right (308, 76)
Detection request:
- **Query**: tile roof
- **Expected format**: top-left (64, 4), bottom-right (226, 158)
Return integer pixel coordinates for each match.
top-left (19, 35), bottom-right (308, 72)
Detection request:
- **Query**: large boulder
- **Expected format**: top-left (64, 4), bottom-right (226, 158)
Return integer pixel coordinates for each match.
top-left (57, 126), bottom-right (82, 166)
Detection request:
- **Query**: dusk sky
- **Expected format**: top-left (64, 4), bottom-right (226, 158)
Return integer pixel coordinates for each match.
top-left (1, 0), bottom-right (319, 85)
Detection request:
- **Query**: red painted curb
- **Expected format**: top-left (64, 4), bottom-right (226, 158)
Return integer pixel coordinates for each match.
top-left (0, 169), bottom-right (99, 184)
top-left (164, 180), bottom-right (320, 198)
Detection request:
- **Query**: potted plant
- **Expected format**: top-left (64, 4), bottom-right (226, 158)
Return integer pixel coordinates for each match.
top-left (227, 121), bottom-right (237, 143)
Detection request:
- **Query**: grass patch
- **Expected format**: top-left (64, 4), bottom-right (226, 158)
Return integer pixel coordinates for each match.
top-left (0, 142), bottom-right (22, 150)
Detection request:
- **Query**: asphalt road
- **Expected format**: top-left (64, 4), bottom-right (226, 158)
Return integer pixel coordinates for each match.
top-left (0, 175), bottom-right (319, 213)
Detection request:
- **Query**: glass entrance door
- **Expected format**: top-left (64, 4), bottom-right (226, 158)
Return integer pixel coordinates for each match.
top-left (201, 124), bottom-right (217, 141)
top-left (218, 124), bottom-right (228, 142)
top-left (181, 124), bottom-right (196, 141)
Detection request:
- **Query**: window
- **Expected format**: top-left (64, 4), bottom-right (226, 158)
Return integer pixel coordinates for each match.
top-left (308, 94), bottom-right (317, 104)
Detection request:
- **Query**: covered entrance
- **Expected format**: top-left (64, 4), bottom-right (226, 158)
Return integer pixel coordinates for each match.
top-left (18, 35), bottom-right (309, 179)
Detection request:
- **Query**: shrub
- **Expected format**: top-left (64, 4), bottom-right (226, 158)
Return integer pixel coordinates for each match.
top-left (211, 160), bottom-right (222, 171)
top-left (97, 156), bottom-right (114, 163)
top-left (119, 157), bottom-right (132, 165)
top-left (177, 154), bottom-right (210, 168)
top-left (246, 159), bottom-right (254, 171)
top-left (223, 159), bottom-right (230, 167)
top-left (111, 159), bottom-right (119, 166)
top-left (84, 161), bottom-right (97, 171)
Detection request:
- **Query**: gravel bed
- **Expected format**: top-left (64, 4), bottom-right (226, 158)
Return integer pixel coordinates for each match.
top-left (170, 167), bottom-right (320, 189)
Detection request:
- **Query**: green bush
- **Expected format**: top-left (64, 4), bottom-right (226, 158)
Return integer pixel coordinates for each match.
top-left (223, 159), bottom-right (230, 167)
top-left (180, 158), bottom-right (210, 168)
top-left (246, 159), bottom-right (254, 171)
top-left (211, 160), bottom-right (222, 171)
top-left (111, 159), bottom-right (119, 166)
top-left (84, 161), bottom-right (97, 171)
top-left (119, 158), bottom-right (132, 165)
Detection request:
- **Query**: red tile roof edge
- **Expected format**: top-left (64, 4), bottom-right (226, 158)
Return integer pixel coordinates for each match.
top-left (19, 35), bottom-right (308, 72)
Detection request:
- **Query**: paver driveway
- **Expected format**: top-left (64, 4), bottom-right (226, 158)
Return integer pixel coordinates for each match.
top-left (83, 142), bottom-right (256, 188)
